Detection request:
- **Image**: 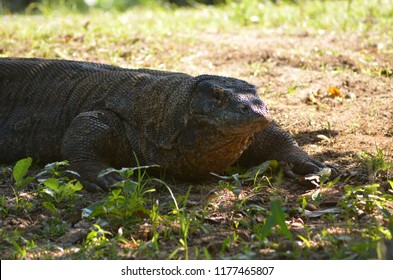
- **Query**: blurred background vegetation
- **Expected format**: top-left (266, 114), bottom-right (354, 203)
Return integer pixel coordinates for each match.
top-left (1, 0), bottom-right (299, 13)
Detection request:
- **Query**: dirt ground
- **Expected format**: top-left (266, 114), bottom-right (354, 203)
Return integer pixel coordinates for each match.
top-left (166, 28), bottom-right (393, 172)
top-left (1, 26), bottom-right (392, 259)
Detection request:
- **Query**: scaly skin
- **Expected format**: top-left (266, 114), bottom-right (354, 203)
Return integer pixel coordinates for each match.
top-left (0, 58), bottom-right (338, 190)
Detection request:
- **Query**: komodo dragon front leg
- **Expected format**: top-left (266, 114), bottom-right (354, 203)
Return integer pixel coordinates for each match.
top-left (61, 110), bottom-right (132, 191)
top-left (238, 121), bottom-right (340, 177)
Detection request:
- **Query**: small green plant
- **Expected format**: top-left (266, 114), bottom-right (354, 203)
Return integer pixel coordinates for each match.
top-left (78, 224), bottom-right (123, 259)
top-left (176, 209), bottom-right (192, 260)
top-left (41, 216), bottom-right (69, 239)
top-left (83, 165), bottom-right (167, 226)
top-left (10, 157), bottom-right (35, 210)
top-left (86, 224), bottom-right (112, 246)
top-left (37, 161), bottom-right (83, 214)
top-left (40, 177), bottom-right (83, 208)
top-left (213, 160), bottom-right (276, 196)
top-left (340, 184), bottom-right (392, 217)
top-left (360, 147), bottom-right (392, 180)
top-left (1, 228), bottom-right (30, 259)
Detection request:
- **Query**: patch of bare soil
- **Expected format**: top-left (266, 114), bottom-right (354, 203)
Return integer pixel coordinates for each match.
top-left (183, 29), bottom-right (393, 164)
top-left (1, 29), bottom-right (392, 259)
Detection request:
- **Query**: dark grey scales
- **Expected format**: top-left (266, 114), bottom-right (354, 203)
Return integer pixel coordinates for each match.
top-left (0, 58), bottom-right (338, 191)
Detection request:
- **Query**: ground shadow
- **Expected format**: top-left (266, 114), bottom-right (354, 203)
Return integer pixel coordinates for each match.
top-left (293, 129), bottom-right (340, 146)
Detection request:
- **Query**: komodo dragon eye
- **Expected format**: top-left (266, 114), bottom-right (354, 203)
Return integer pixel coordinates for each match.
top-left (212, 87), bottom-right (224, 101)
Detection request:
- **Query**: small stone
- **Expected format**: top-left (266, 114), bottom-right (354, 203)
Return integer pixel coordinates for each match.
top-left (316, 134), bottom-right (330, 142)
top-left (290, 218), bottom-right (304, 228)
top-left (61, 228), bottom-right (88, 245)
top-left (256, 214), bottom-right (265, 223)
top-left (290, 222), bottom-right (304, 229)
top-left (74, 220), bottom-right (92, 229)
top-left (305, 203), bottom-right (318, 211)
top-left (295, 217), bottom-right (304, 224)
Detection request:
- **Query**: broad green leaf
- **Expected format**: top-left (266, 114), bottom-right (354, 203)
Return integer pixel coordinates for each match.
top-left (43, 178), bottom-right (59, 191)
top-left (42, 201), bottom-right (57, 214)
top-left (69, 181), bottom-right (83, 191)
top-left (119, 167), bottom-right (134, 178)
top-left (83, 201), bottom-right (106, 217)
top-left (13, 157), bottom-right (32, 186)
top-left (21, 176), bottom-right (35, 188)
top-left (111, 188), bottom-right (122, 197)
top-left (40, 188), bottom-right (55, 197)
top-left (86, 230), bottom-right (98, 240)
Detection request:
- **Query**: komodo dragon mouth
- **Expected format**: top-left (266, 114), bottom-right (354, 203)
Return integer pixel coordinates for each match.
top-left (190, 112), bottom-right (271, 138)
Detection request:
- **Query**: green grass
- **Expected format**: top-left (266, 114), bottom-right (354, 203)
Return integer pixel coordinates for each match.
top-left (1, 0), bottom-right (392, 76)
top-left (2, 151), bottom-right (391, 259)
top-left (3, 0), bottom-right (393, 32)
top-left (2, 0), bottom-right (393, 56)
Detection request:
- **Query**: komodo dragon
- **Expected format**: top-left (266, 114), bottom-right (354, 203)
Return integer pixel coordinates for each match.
top-left (0, 58), bottom-right (338, 191)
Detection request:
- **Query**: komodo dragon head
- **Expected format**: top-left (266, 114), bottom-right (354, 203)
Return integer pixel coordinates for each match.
top-left (148, 74), bottom-right (272, 179)
top-left (189, 75), bottom-right (271, 133)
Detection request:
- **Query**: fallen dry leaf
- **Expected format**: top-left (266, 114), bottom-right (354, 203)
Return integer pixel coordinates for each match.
top-left (328, 86), bottom-right (344, 98)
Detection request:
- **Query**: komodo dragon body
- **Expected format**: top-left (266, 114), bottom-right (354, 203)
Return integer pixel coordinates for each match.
top-left (0, 58), bottom-right (337, 190)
